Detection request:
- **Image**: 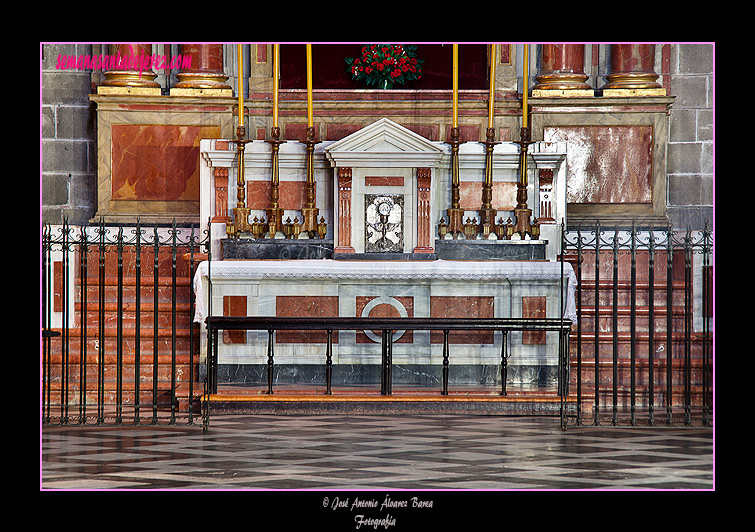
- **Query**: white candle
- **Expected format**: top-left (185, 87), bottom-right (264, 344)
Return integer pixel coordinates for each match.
top-left (522, 43), bottom-right (529, 128)
top-left (237, 44), bottom-right (244, 127)
top-left (452, 44), bottom-right (458, 128)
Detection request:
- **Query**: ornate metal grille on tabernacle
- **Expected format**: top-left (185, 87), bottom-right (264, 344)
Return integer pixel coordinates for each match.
top-left (365, 194), bottom-right (404, 253)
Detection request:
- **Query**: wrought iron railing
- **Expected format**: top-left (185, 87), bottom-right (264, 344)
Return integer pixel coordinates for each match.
top-left (41, 218), bottom-right (209, 427)
top-left (561, 221), bottom-right (713, 428)
top-left (203, 316), bottom-right (574, 430)
top-left (42, 217), bottom-right (713, 431)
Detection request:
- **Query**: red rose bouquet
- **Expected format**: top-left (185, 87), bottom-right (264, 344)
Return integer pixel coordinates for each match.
top-left (345, 44), bottom-right (423, 88)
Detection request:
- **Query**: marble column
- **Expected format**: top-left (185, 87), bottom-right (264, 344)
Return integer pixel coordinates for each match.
top-left (604, 44), bottom-right (664, 96)
top-left (532, 44), bottom-right (592, 97)
top-left (99, 43), bottom-right (161, 94)
top-left (171, 44), bottom-right (232, 95)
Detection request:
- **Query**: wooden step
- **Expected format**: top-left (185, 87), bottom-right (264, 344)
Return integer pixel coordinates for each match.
top-left (203, 389), bottom-right (574, 416)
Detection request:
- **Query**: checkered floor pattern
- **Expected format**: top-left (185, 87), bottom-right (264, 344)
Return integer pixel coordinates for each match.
top-left (42, 415), bottom-right (713, 491)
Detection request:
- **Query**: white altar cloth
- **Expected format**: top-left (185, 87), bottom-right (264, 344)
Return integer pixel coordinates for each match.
top-left (193, 259), bottom-right (577, 324)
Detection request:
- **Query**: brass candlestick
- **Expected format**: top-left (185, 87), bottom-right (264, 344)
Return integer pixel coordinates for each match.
top-left (232, 124), bottom-right (252, 236)
top-left (265, 126), bottom-right (285, 238)
top-left (445, 126), bottom-right (464, 237)
top-left (300, 126), bottom-right (321, 237)
top-left (479, 126), bottom-right (499, 235)
top-left (511, 126), bottom-right (540, 240)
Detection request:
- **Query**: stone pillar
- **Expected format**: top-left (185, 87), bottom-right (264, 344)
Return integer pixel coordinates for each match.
top-left (171, 44), bottom-right (232, 96)
top-left (532, 44), bottom-right (592, 97)
top-left (99, 43), bottom-right (161, 94)
top-left (604, 44), bottom-right (664, 96)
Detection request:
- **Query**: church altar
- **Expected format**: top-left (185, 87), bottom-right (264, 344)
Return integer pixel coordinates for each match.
top-left (194, 118), bottom-right (575, 388)
top-left (193, 259), bottom-right (576, 387)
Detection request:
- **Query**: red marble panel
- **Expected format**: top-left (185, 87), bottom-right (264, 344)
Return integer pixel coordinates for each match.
top-left (256, 44), bottom-right (267, 63)
top-left (275, 296), bottom-right (339, 343)
top-left (430, 296), bottom-right (494, 344)
top-left (53, 261), bottom-right (63, 312)
top-left (356, 296), bottom-right (414, 344)
top-left (246, 180), bottom-right (307, 210)
top-left (223, 295), bottom-right (247, 344)
top-left (446, 125), bottom-right (480, 143)
top-left (415, 169), bottom-right (433, 252)
top-left (459, 181), bottom-right (517, 211)
top-left (404, 124), bottom-right (440, 141)
top-left (522, 296), bottom-right (546, 345)
top-left (500, 44), bottom-right (511, 64)
top-left (544, 126), bottom-right (653, 204)
top-left (284, 123), bottom-right (320, 142)
top-left (365, 176), bottom-right (404, 187)
top-left (327, 123), bottom-right (362, 141)
top-left (111, 124), bottom-right (220, 202)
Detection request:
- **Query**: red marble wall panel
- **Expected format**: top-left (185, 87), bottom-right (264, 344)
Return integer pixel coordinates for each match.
top-left (284, 123), bottom-right (320, 142)
top-left (223, 295), bottom-right (247, 344)
top-left (111, 124), bottom-right (220, 202)
top-left (459, 181), bottom-right (517, 211)
top-left (446, 124), bottom-right (480, 143)
top-left (327, 123), bottom-right (362, 141)
top-left (246, 180), bottom-right (307, 210)
top-left (544, 126), bottom-right (653, 204)
top-left (356, 296), bottom-right (414, 344)
top-left (256, 44), bottom-right (267, 63)
top-left (430, 296), bottom-right (494, 344)
top-left (275, 295), bottom-right (339, 343)
top-left (500, 44), bottom-right (510, 64)
top-left (404, 124), bottom-right (440, 141)
top-left (522, 296), bottom-right (546, 345)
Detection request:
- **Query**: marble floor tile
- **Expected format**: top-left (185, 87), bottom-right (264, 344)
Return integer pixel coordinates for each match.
top-left (42, 414), bottom-right (714, 496)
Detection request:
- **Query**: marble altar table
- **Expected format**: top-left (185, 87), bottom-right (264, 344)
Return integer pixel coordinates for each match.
top-left (194, 259), bottom-right (576, 388)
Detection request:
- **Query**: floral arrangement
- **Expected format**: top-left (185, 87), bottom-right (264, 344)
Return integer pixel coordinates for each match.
top-left (345, 44), bottom-right (423, 88)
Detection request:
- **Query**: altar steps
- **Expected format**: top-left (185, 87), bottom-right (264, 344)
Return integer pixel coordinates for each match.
top-left (203, 386), bottom-right (571, 416)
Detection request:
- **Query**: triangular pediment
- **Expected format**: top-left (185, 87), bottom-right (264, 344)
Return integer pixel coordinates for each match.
top-left (325, 118), bottom-right (445, 168)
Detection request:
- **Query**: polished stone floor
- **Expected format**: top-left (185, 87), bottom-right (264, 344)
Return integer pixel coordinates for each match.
top-left (41, 414), bottom-right (713, 492)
